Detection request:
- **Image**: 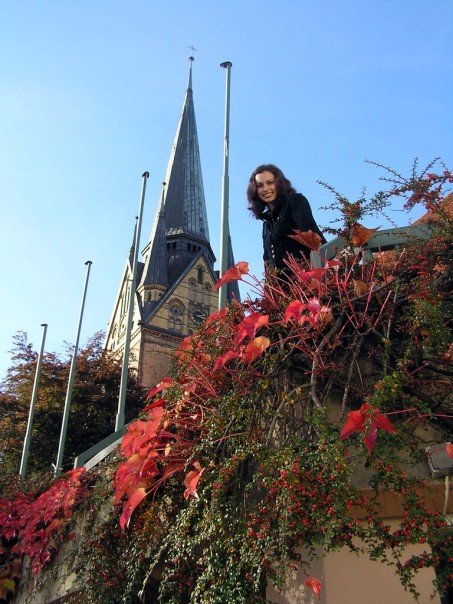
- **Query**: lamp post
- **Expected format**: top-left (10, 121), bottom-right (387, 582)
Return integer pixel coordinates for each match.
top-left (115, 171), bottom-right (149, 431)
top-left (54, 260), bottom-right (92, 475)
top-left (19, 323), bottom-right (48, 479)
top-left (218, 61), bottom-right (232, 309)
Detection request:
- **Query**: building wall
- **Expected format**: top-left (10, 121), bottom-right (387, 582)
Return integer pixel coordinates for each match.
top-left (107, 256), bottom-right (219, 391)
top-left (267, 527), bottom-right (441, 604)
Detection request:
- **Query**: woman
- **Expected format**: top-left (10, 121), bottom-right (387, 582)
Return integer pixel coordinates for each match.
top-left (247, 164), bottom-right (326, 270)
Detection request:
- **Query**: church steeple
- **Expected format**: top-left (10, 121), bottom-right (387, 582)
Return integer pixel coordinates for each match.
top-left (105, 59), bottom-right (236, 390)
top-left (153, 56), bottom-right (215, 283)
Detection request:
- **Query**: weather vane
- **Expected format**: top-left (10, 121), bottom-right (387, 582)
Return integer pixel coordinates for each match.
top-left (188, 45), bottom-right (197, 53)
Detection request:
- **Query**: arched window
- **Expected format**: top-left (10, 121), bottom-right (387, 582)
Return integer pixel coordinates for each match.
top-left (197, 266), bottom-right (203, 284)
top-left (168, 301), bottom-right (184, 332)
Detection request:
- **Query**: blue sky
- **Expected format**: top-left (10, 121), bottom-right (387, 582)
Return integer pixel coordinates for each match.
top-left (1, 0), bottom-right (452, 379)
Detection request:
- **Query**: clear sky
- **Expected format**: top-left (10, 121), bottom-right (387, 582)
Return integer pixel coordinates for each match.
top-left (1, 0), bottom-right (452, 379)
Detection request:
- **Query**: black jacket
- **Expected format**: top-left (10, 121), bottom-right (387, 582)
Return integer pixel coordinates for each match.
top-left (260, 192), bottom-right (326, 269)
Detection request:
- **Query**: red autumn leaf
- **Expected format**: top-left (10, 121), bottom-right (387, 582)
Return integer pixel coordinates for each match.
top-left (142, 397), bottom-right (166, 413)
top-left (284, 300), bottom-right (307, 323)
top-left (288, 229), bottom-right (323, 250)
top-left (340, 403), bottom-right (396, 454)
top-left (446, 442), bottom-right (453, 458)
top-left (120, 487), bottom-right (148, 530)
top-left (120, 407), bottom-right (165, 457)
top-left (146, 377), bottom-right (174, 400)
top-left (324, 259), bottom-right (341, 269)
top-left (350, 223), bottom-right (380, 247)
top-left (234, 312), bottom-right (269, 344)
top-left (214, 261), bottom-right (249, 289)
top-left (206, 306), bottom-right (229, 325)
top-left (305, 577), bottom-right (322, 598)
top-left (183, 465), bottom-right (204, 500)
top-left (242, 336), bottom-right (270, 363)
top-left (213, 349), bottom-right (241, 370)
top-left (294, 267), bottom-right (326, 282)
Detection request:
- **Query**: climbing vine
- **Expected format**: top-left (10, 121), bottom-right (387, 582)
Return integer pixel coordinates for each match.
top-left (1, 160), bottom-right (452, 603)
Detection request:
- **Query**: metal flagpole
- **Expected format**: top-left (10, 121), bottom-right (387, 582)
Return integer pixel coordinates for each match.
top-left (19, 323), bottom-right (48, 479)
top-left (218, 61), bottom-right (232, 309)
top-left (115, 171), bottom-right (149, 431)
top-left (54, 260), bottom-right (92, 475)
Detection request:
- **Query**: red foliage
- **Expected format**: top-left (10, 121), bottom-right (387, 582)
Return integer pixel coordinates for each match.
top-left (340, 403), bottom-right (396, 454)
top-left (214, 261), bottom-right (249, 289)
top-left (350, 223), bottom-right (380, 247)
top-left (446, 443), bottom-right (453, 459)
top-left (305, 577), bottom-right (322, 598)
top-left (288, 229), bottom-right (323, 250)
top-left (0, 468), bottom-right (89, 583)
top-left (183, 463), bottom-right (204, 500)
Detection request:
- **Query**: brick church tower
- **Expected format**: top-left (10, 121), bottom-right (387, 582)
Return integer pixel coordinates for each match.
top-left (105, 58), bottom-right (239, 389)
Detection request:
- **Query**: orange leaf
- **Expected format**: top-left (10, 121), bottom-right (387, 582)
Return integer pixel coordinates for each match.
top-left (352, 279), bottom-right (370, 295)
top-left (446, 442), bottom-right (453, 458)
top-left (183, 466), bottom-right (204, 500)
top-left (288, 229), bottom-right (323, 250)
top-left (214, 261), bottom-right (249, 289)
top-left (350, 223), bottom-right (379, 247)
top-left (242, 336), bottom-right (270, 363)
top-left (305, 577), bottom-right (322, 598)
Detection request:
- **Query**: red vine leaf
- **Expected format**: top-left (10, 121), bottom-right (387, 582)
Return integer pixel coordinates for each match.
top-left (183, 465), bottom-right (204, 500)
top-left (305, 577), bottom-right (322, 598)
top-left (120, 487), bottom-right (148, 530)
top-left (213, 349), bottom-right (241, 370)
top-left (340, 403), bottom-right (396, 454)
top-left (214, 261), bottom-right (249, 289)
top-left (146, 377), bottom-right (174, 400)
top-left (206, 306), bottom-right (229, 325)
top-left (288, 229), bottom-right (323, 250)
top-left (242, 336), bottom-right (270, 363)
top-left (234, 312), bottom-right (269, 344)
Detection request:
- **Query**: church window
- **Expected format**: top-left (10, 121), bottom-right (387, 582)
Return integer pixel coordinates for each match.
top-left (197, 266), bottom-right (203, 284)
top-left (168, 301), bottom-right (184, 332)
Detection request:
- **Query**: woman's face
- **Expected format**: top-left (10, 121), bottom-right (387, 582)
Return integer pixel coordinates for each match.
top-left (255, 170), bottom-right (277, 204)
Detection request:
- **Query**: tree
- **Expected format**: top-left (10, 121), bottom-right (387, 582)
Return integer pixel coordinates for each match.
top-left (0, 331), bottom-right (146, 491)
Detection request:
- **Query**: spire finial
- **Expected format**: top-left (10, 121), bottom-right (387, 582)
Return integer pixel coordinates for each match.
top-left (187, 54), bottom-right (194, 90)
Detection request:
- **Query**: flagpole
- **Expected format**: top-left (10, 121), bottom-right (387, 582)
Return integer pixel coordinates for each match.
top-left (115, 171), bottom-right (149, 431)
top-left (218, 61), bottom-right (232, 309)
top-left (54, 260), bottom-right (92, 475)
top-left (19, 323), bottom-right (48, 479)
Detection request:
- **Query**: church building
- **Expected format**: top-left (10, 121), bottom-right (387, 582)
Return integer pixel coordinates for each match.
top-left (105, 58), bottom-right (239, 390)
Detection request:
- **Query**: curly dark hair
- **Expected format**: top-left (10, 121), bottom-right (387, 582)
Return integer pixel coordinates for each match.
top-left (247, 164), bottom-right (296, 218)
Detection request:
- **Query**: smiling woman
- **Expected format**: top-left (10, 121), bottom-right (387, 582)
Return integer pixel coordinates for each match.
top-left (247, 164), bottom-right (326, 270)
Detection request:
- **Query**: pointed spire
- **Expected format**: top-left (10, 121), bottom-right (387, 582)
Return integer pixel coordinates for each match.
top-left (141, 57), bottom-right (215, 285)
top-left (129, 217), bottom-right (138, 267)
top-left (139, 182), bottom-right (168, 288)
top-left (157, 56), bottom-right (210, 243)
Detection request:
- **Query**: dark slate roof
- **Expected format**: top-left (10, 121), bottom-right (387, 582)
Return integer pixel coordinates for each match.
top-left (160, 58), bottom-right (210, 243)
top-left (139, 182), bottom-right (168, 289)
